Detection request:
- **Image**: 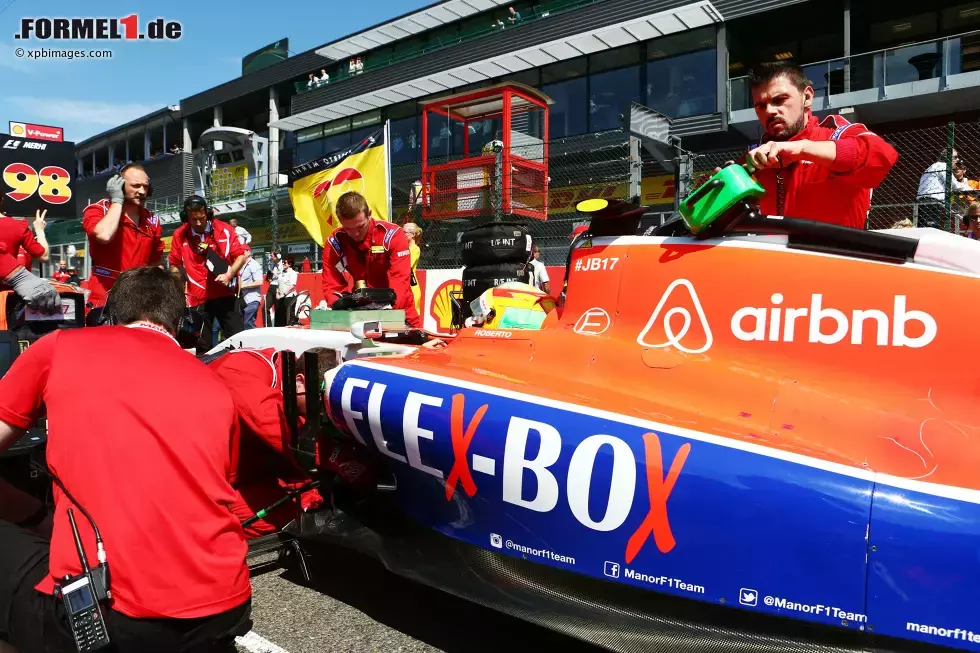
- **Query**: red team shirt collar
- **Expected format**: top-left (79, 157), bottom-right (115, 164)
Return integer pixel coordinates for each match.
top-left (125, 321), bottom-right (179, 345)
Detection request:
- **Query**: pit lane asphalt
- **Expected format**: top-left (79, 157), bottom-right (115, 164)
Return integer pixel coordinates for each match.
top-left (239, 541), bottom-right (604, 653)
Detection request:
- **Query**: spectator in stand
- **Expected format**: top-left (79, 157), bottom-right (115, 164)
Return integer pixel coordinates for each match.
top-left (916, 148), bottom-right (970, 229)
top-left (316, 69), bottom-right (329, 86)
top-left (229, 218), bottom-right (252, 246)
top-left (407, 179), bottom-right (423, 222)
top-left (950, 162), bottom-right (980, 223)
top-left (0, 205), bottom-right (50, 276)
top-left (67, 268), bottom-right (79, 285)
top-left (507, 6), bottom-right (522, 24)
top-left (264, 250), bottom-right (283, 328)
top-left (301, 256), bottom-right (311, 273)
top-left (890, 219), bottom-right (914, 229)
top-left (962, 203), bottom-right (980, 239)
top-left (52, 261), bottom-right (69, 283)
top-left (403, 222), bottom-right (423, 318)
top-left (278, 256), bottom-right (298, 298)
top-left (306, 73), bottom-right (315, 89)
top-left (239, 255), bottom-right (264, 330)
top-left (529, 244), bottom-right (551, 295)
top-left (274, 255), bottom-right (298, 327)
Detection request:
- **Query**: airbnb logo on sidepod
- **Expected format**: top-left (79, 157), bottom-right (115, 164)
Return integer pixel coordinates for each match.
top-left (637, 279), bottom-right (937, 352)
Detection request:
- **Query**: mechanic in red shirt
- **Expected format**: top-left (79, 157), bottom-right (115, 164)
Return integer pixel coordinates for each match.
top-left (0, 266), bottom-right (252, 653)
top-left (0, 205), bottom-right (49, 274)
top-left (51, 261), bottom-right (70, 283)
top-left (168, 195), bottom-right (250, 353)
top-left (322, 191), bottom-right (421, 328)
top-left (739, 61), bottom-right (899, 230)
top-left (204, 346), bottom-right (355, 538)
top-left (82, 164), bottom-right (164, 317)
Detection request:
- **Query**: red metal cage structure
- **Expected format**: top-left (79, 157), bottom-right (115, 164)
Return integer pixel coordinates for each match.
top-left (420, 82), bottom-right (552, 221)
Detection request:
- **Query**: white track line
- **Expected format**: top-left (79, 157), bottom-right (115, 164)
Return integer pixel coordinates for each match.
top-left (235, 630), bottom-right (290, 653)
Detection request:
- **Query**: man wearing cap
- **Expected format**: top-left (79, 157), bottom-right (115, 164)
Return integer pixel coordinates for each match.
top-left (168, 195), bottom-right (250, 352)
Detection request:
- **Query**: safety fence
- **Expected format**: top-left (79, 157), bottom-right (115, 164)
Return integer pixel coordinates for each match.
top-left (49, 118), bottom-right (980, 281)
top-left (391, 130), bottom-right (633, 268)
top-left (690, 119), bottom-right (980, 233)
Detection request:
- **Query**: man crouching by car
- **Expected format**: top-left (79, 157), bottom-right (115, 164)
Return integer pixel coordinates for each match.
top-left (205, 346), bottom-right (376, 538)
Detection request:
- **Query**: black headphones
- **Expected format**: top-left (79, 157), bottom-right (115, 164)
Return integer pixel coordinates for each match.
top-left (117, 163), bottom-right (153, 199)
top-left (179, 194), bottom-right (214, 224)
top-left (84, 288), bottom-right (117, 327)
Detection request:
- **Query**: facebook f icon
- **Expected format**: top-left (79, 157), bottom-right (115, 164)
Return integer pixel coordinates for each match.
top-left (604, 561), bottom-right (620, 578)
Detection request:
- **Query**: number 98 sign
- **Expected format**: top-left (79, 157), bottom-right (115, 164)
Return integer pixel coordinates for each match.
top-left (0, 134), bottom-right (77, 218)
top-left (3, 163), bottom-right (72, 205)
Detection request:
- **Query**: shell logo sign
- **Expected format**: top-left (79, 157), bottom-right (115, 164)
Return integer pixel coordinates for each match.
top-left (7, 121), bottom-right (64, 142)
top-left (430, 279), bottom-right (463, 335)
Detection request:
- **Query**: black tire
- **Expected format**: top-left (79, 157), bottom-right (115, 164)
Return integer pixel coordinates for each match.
top-left (460, 221), bottom-right (533, 267)
top-left (462, 261), bottom-right (533, 303)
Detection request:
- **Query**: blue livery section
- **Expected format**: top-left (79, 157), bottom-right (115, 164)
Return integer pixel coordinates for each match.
top-left (327, 361), bottom-right (980, 648)
top-left (867, 485), bottom-right (980, 649)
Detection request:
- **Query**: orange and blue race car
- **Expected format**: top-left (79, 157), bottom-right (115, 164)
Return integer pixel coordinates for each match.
top-left (213, 176), bottom-right (980, 653)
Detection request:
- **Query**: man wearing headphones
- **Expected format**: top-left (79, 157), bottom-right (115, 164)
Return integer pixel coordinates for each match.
top-left (168, 195), bottom-right (250, 353)
top-left (81, 164), bottom-right (164, 318)
top-left (732, 61), bottom-right (898, 230)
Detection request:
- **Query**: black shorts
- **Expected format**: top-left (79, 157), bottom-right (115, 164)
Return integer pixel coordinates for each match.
top-left (0, 520), bottom-right (252, 653)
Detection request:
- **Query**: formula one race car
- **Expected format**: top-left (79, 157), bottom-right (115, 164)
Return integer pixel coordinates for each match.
top-left (215, 164), bottom-right (980, 653)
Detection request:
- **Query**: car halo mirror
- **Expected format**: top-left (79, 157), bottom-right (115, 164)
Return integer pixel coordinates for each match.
top-left (351, 320), bottom-right (383, 340)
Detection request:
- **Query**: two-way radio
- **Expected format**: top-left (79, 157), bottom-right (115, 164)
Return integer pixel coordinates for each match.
top-left (55, 509), bottom-right (111, 651)
top-left (31, 460), bottom-right (112, 652)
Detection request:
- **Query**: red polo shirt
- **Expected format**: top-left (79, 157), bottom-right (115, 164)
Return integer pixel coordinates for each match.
top-left (0, 324), bottom-right (251, 619)
top-left (82, 199), bottom-right (164, 307)
top-left (168, 219), bottom-right (249, 306)
top-left (207, 347), bottom-right (309, 537)
top-left (0, 244), bottom-right (19, 278)
top-left (0, 217), bottom-right (44, 273)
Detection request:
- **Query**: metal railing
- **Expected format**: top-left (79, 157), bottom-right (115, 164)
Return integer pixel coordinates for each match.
top-left (728, 30), bottom-right (980, 112)
top-left (142, 173), bottom-right (290, 219)
top-left (292, 0), bottom-right (602, 95)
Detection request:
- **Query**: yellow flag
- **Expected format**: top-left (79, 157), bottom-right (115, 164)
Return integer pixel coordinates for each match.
top-left (287, 128), bottom-right (389, 246)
